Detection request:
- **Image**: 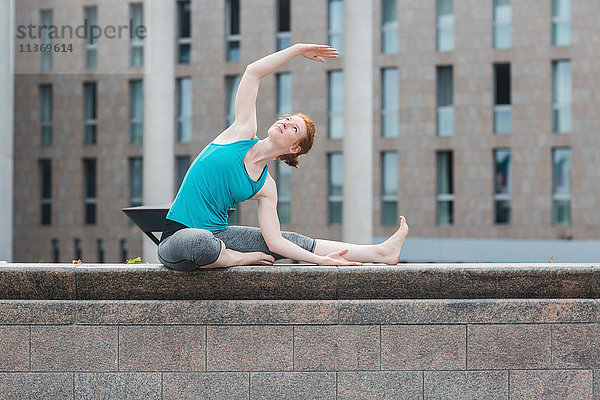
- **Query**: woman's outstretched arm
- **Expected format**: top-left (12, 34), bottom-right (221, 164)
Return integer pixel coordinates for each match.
top-left (231, 44), bottom-right (338, 140)
top-left (255, 175), bottom-right (360, 265)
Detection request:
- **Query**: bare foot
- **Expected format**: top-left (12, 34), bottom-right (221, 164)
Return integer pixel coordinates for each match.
top-left (377, 216), bottom-right (409, 265)
top-left (235, 251), bottom-right (275, 266)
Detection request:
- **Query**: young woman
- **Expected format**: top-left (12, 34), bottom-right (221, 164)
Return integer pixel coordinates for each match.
top-left (158, 43), bottom-right (409, 271)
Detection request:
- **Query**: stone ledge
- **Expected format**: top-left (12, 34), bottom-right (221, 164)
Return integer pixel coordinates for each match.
top-left (0, 263), bottom-right (597, 300)
top-left (0, 299), bottom-right (597, 325)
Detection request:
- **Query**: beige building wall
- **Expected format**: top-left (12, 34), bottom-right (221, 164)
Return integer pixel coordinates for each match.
top-left (12, 0), bottom-right (600, 262)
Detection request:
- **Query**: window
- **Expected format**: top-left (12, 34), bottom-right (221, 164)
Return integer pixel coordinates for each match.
top-left (328, 70), bottom-right (344, 139)
top-left (436, 151), bottom-right (453, 225)
top-left (382, 152), bottom-right (398, 225)
top-left (276, 161), bottom-right (291, 225)
top-left (177, 1), bottom-right (191, 63)
top-left (177, 77), bottom-right (192, 142)
top-left (226, 0), bottom-right (240, 61)
top-left (277, 0), bottom-right (291, 51)
top-left (84, 82), bottom-right (97, 145)
top-left (175, 155), bottom-right (191, 193)
top-left (437, 66), bottom-right (454, 136)
top-left (129, 80), bottom-right (143, 144)
top-left (552, 0), bottom-right (570, 46)
top-left (40, 84), bottom-right (52, 146)
top-left (493, 149), bottom-right (511, 224)
top-left (74, 239), bottom-right (82, 261)
top-left (129, 157), bottom-right (143, 207)
top-left (553, 60), bottom-right (571, 133)
top-left (381, 0), bottom-right (398, 54)
top-left (97, 239), bottom-right (105, 263)
top-left (40, 10), bottom-right (53, 71)
top-left (130, 3), bottom-right (144, 66)
top-left (437, 0), bottom-right (454, 52)
top-left (84, 6), bottom-right (97, 69)
top-left (83, 159), bottom-right (97, 225)
top-left (52, 239), bottom-right (59, 263)
top-left (225, 75), bottom-right (241, 127)
top-left (493, 0), bottom-right (511, 49)
top-left (39, 160), bottom-right (52, 225)
top-left (328, 0), bottom-right (344, 55)
top-left (328, 153), bottom-right (343, 225)
top-left (552, 148), bottom-right (571, 225)
top-left (120, 239), bottom-right (128, 262)
top-left (277, 72), bottom-right (292, 116)
top-left (494, 63), bottom-right (511, 134)
top-left (382, 68), bottom-right (398, 138)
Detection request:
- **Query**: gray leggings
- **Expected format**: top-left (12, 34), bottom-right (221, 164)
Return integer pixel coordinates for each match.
top-left (157, 225), bottom-right (317, 271)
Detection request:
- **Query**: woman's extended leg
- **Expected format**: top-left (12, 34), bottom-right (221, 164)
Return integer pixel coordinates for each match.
top-left (313, 216), bottom-right (409, 264)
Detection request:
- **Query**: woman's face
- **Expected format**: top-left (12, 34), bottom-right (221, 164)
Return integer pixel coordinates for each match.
top-left (268, 115), bottom-right (307, 153)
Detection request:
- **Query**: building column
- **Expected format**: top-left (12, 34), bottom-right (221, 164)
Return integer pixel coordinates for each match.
top-left (0, 0), bottom-right (15, 261)
top-left (142, 0), bottom-right (175, 262)
top-left (343, 0), bottom-right (373, 244)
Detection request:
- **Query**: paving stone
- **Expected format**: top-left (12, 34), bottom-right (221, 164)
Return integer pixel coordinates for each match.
top-left (31, 326), bottom-right (118, 371)
top-left (424, 370), bottom-right (508, 400)
top-left (553, 324), bottom-right (600, 368)
top-left (162, 372), bottom-right (248, 400)
top-left (250, 372), bottom-right (336, 399)
top-left (0, 326), bottom-right (29, 371)
top-left (510, 370), bottom-right (593, 400)
top-left (382, 325), bottom-right (466, 370)
top-left (339, 298), bottom-right (597, 324)
top-left (119, 326), bottom-right (205, 371)
top-left (468, 324), bottom-right (551, 369)
top-left (207, 325), bottom-right (293, 371)
top-left (74, 373), bottom-right (161, 399)
top-left (594, 370), bottom-right (600, 400)
top-left (0, 373), bottom-right (73, 399)
top-left (294, 325), bottom-right (379, 371)
top-left (0, 301), bottom-right (74, 325)
top-left (76, 299), bottom-right (337, 325)
top-left (337, 371), bottom-right (423, 400)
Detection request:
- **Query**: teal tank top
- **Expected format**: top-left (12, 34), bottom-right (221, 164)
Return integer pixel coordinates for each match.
top-left (166, 138), bottom-right (268, 231)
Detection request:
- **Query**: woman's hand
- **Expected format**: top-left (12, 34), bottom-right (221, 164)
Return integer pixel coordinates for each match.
top-left (295, 44), bottom-right (339, 62)
top-left (318, 249), bottom-right (362, 266)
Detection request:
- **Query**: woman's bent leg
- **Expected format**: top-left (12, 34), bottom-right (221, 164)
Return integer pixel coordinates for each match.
top-left (313, 216), bottom-right (409, 264)
top-left (212, 226), bottom-right (317, 260)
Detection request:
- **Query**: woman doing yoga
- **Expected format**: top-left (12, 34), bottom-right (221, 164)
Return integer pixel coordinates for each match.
top-left (158, 44), bottom-right (409, 270)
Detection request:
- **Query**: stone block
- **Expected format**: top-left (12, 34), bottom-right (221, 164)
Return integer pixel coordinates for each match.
top-left (467, 324), bottom-right (551, 369)
top-left (553, 324), bottom-right (600, 368)
top-left (381, 325), bottom-right (466, 370)
top-left (0, 265), bottom-right (75, 299)
top-left (594, 370), bottom-right (600, 400)
top-left (119, 326), bottom-right (205, 371)
top-left (207, 326), bottom-right (293, 371)
top-left (76, 299), bottom-right (337, 325)
top-left (337, 371), bottom-right (423, 400)
top-left (510, 370), bottom-right (593, 400)
top-left (162, 372), bottom-right (248, 400)
top-left (0, 300), bottom-right (74, 325)
top-left (75, 265), bottom-right (337, 300)
top-left (0, 326), bottom-right (29, 371)
top-left (0, 373), bottom-right (73, 399)
top-left (424, 371), bottom-right (508, 400)
top-left (74, 373), bottom-right (161, 399)
top-left (339, 298), bottom-right (597, 324)
top-left (30, 326), bottom-right (118, 371)
top-left (250, 372), bottom-right (336, 399)
top-left (294, 325), bottom-right (379, 371)
top-left (337, 264), bottom-right (593, 299)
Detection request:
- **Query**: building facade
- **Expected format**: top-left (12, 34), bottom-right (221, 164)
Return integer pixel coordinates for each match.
top-left (8, 0), bottom-right (600, 263)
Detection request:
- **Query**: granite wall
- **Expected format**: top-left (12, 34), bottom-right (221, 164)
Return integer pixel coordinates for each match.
top-left (0, 263), bottom-right (598, 399)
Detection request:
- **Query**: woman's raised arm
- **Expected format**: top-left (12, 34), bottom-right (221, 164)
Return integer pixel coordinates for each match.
top-left (231, 44), bottom-right (338, 139)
